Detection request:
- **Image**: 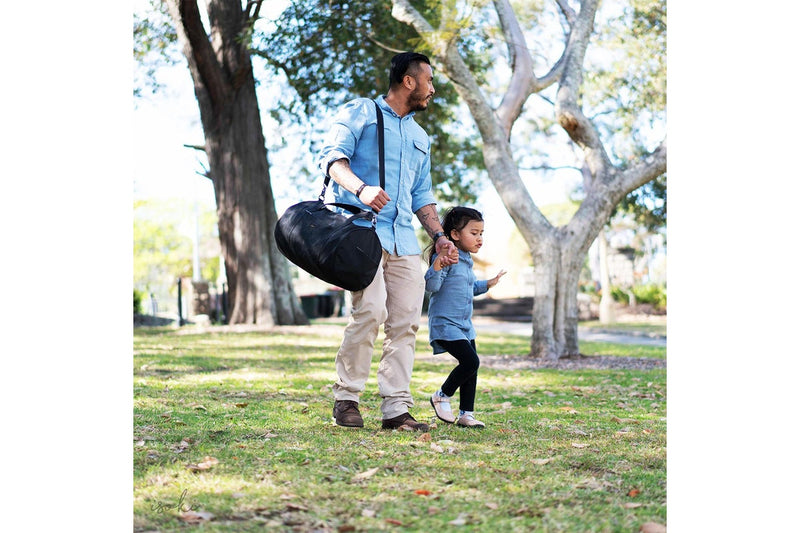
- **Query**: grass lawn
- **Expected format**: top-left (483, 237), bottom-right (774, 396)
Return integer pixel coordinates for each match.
top-left (133, 321), bottom-right (666, 532)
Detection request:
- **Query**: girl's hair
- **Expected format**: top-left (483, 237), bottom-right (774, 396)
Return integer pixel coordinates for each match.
top-left (427, 206), bottom-right (484, 265)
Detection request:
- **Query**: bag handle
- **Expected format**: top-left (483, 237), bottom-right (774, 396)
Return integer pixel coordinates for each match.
top-left (320, 99), bottom-right (386, 200)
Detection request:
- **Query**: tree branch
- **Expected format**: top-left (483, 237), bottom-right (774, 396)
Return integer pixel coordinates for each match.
top-left (553, 0), bottom-right (611, 180)
top-left (172, 0), bottom-right (230, 112)
top-left (618, 138), bottom-right (667, 193)
top-left (493, 0), bottom-right (535, 137)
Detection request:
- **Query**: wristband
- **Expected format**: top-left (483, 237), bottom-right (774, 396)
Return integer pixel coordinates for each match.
top-left (355, 183), bottom-right (367, 198)
top-left (433, 231), bottom-right (446, 242)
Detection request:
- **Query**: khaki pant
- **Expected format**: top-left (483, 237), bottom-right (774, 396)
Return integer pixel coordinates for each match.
top-left (333, 250), bottom-right (425, 419)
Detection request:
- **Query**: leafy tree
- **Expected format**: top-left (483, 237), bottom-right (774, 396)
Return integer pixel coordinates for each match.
top-left (134, 0), bottom-right (307, 325)
top-left (134, 198), bottom-right (221, 309)
top-left (386, 0), bottom-right (666, 358)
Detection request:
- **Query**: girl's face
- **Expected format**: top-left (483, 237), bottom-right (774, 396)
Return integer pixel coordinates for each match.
top-left (451, 219), bottom-right (484, 253)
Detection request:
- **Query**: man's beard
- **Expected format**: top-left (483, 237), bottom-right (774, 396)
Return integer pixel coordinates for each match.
top-left (408, 89), bottom-right (431, 112)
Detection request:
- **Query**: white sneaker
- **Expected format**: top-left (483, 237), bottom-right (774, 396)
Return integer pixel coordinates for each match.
top-left (456, 413), bottom-right (485, 428)
top-left (430, 393), bottom-right (455, 423)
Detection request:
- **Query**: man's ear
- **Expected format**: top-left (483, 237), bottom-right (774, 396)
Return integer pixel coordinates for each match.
top-left (403, 74), bottom-right (416, 90)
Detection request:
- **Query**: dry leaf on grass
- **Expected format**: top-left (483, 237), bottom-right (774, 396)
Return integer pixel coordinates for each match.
top-left (179, 510), bottom-right (214, 523)
top-left (640, 522), bottom-right (666, 533)
top-left (385, 518), bottom-right (403, 525)
top-left (186, 456), bottom-right (219, 472)
top-left (532, 457), bottom-right (555, 465)
top-left (414, 489), bottom-right (432, 496)
top-left (571, 443), bottom-right (588, 448)
top-left (351, 467), bottom-right (380, 482)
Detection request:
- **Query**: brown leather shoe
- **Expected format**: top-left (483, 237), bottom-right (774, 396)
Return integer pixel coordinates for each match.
top-left (333, 400), bottom-right (364, 427)
top-left (381, 412), bottom-right (429, 432)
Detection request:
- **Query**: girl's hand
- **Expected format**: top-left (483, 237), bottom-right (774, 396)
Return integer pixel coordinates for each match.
top-left (488, 269), bottom-right (507, 288)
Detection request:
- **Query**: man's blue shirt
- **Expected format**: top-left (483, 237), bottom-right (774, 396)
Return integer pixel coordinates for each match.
top-left (317, 96), bottom-right (436, 256)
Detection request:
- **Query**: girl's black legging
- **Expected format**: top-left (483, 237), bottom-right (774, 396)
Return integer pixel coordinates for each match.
top-left (436, 338), bottom-right (480, 412)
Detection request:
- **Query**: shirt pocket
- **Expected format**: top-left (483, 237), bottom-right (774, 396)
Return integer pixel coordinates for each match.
top-left (410, 138), bottom-right (428, 173)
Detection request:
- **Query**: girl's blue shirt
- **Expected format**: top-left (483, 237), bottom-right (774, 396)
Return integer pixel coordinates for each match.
top-left (425, 249), bottom-right (488, 354)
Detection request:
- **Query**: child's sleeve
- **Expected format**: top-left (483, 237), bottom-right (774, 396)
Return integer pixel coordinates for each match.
top-left (425, 254), bottom-right (447, 293)
top-left (473, 280), bottom-right (489, 296)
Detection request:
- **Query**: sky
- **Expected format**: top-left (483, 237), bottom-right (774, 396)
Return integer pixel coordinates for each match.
top-left (4, 2), bottom-right (800, 531)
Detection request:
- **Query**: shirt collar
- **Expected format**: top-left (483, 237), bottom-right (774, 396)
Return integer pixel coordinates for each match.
top-left (377, 95), bottom-right (415, 119)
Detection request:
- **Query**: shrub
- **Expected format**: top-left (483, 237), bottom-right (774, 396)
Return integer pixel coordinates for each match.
top-left (134, 289), bottom-right (143, 315)
top-left (633, 283), bottom-right (667, 309)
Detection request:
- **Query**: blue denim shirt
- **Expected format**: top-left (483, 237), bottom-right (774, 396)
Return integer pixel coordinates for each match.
top-left (425, 249), bottom-right (489, 354)
top-left (317, 96), bottom-right (436, 256)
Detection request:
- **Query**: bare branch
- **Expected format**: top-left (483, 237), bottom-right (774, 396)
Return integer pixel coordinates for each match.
top-left (492, 0), bottom-right (535, 137)
top-left (555, 0), bottom-right (577, 25)
top-left (618, 139), bottom-right (667, 193)
top-left (553, 0), bottom-right (612, 179)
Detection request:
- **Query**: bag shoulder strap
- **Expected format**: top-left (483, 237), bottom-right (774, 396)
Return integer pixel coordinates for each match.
top-left (320, 99), bottom-right (386, 200)
top-left (374, 100), bottom-right (385, 190)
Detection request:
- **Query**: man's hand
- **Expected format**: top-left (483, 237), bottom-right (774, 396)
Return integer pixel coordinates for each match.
top-left (359, 186), bottom-right (390, 213)
top-left (435, 238), bottom-right (459, 266)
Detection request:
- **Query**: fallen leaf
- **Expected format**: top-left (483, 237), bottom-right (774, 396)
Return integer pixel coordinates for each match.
top-left (179, 510), bottom-right (214, 523)
top-left (362, 509), bottom-right (376, 518)
top-left (640, 522), bottom-right (666, 533)
top-left (385, 518), bottom-right (403, 526)
top-left (430, 443), bottom-right (444, 453)
top-left (414, 489), bottom-right (432, 496)
top-left (532, 458), bottom-right (554, 465)
top-left (285, 502), bottom-right (308, 511)
top-left (571, 443), bottom-right (588, 448)
top-left (417, 433), bottom-right (432, 442)
top-left (186, 456), bottom-right (219, 472)
top-left (448, 515), bottom-right (468, 526)
top-left (623, 502), bottom-right (643, 509)
top-left (235, 402), bottom-right (248, 408)
top-left (485, 502), bottom-right (499, 510)
top-left (351, 467), bottom-right (380, 482)
top-left (559, 406), bottom-right (578, 414)
top-left (628, 488), bottom-right (641, 497)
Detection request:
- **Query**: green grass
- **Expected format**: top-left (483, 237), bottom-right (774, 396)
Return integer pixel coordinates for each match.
top-left (134, 322), bottom-right (666, 532)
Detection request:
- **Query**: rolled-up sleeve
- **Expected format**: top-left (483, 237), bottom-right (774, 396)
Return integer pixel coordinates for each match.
top-left (318, 100), bottom-right (370, 176)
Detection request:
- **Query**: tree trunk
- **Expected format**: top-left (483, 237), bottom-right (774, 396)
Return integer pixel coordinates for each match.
top-left (598, 230), bottom-right (616, 324)
top-left (166, 0), bottom-right (307, 325)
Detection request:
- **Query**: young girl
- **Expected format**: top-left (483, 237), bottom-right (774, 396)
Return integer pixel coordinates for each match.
top-left (425, 207), bottom-right (506, 428)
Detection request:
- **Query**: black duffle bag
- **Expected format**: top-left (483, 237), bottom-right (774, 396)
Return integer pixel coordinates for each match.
top-left (275, 100), bottom-right (386, 292)
top-left (274, 198), bottom-right (382, 291)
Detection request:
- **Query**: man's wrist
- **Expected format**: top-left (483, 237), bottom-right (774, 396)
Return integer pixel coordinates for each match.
top-left (433, 231), bottom-right (446, 242)
top-left (355, 183), bottom-right (367, 198)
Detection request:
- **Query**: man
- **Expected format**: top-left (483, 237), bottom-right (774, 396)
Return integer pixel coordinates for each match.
top-left (318, 52), bottom-right (458, 431)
